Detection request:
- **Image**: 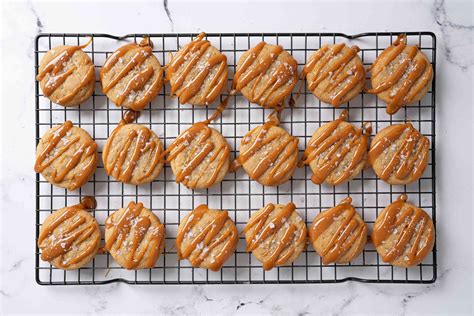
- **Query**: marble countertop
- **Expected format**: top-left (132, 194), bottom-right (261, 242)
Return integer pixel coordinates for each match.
top-left (1, 0), bottom-right (473, 314)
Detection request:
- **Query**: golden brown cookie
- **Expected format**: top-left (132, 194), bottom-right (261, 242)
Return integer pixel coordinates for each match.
top-left (367, 34), bottom-right (434, 114)
top-left (36, 38), bottom-right (95, 107)
top-left (38, 197), bottom-right (100, 270)
top-left (35, 121), bottom-right (98, 191)
top-left (233, 42), bottom-right (298, 108)
top-left (167, 32), bottom-right (228, 106)
top-left (100, 38), bottom-right (164, 111)
top-left (104, 201), bottom-right (165, 270)
top-left (372, 194), bottom-right (435, 268)
top-left (176, 205), bottom-right (238, 271)
top-left (368, 123), bottom-right (429, 185)
top-left (303, 43), bottom-right (365, 107)
top-left (309, 197), bottom-right (367, 264)
top-left (244, 202), bottom-right (306, 270)
top-left (299, 110), bottom-right (371, 186)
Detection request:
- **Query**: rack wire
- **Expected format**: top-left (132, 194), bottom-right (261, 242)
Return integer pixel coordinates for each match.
top-left (35, 32), bottom-right (437, 285)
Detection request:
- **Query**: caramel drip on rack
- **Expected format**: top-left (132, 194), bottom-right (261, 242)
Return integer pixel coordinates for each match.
top-left (35, 121), bottom-right (97, 190)
top-left (372, 194), bottom-right (434, 266)
top-left (38, 198), bottom-right (99, 268)
top-left (367, 123), bottom-right (429, 182)
top-left (244, 203), bottom-right (305, 270)
top-left (299, 110), bottom-right (371, 185)
top-left (105, 201), bottom-right (164, 269)
top-left (309, 197), bottom-right (367, 264)
top-left (368, 35), bottom-right (433, 114)
top-left (176, 205), bottom-right (238, 271)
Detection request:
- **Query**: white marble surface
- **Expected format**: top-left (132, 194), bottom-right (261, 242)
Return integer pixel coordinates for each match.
top-left (1, 0), bottom-right (473, 314)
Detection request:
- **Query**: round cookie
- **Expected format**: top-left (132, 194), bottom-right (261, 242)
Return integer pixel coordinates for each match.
top-left (167, 32), bottom-right (228, 106)
top-left (303, 43), bottom-right (365, 107)
top-left (36, 39), bottom-right (95, 106)
top-left (244, 202), bottom-right (306, 270)
top-left (35, 121), bottom-right (98, 191)
top-left (38, 197), bottom-right (101, 270)
top-left (372, 194), bottom-right (435, 268)
top-left (368, 123), bottom-right (429, 185)
top-left (309, 197), bottom-right (367, 264)
top-left (176, 205), bottom-right (238, 271)
top-left (300, 110), bottom-right (371, 186)
top-left (368, 34), bottom-right (433, 114)
top-left (100, 38), bottom-right (164, 111)
top-left (104, 201), bottom-right (165, 270)
top-left (233, 42), bottom-right (298, 108)
top-left (166, 122), bottom-right (231, 189)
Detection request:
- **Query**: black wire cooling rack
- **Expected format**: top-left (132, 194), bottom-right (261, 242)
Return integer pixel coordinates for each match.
top-left (35, 32), bottom-right (437, 285)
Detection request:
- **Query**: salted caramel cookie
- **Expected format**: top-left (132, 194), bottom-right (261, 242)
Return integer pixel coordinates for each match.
top-left (233, 42), bottom-right (298, 108)
top-left (36, 38), bottom-right (95, 107)
top-left (303, 43), bottom-right (365, 107)
top-left (367, 34), bottom-right (433, 114)
top-left (309, 197), bottom-right (367, 264)
top-left (100, 38), bottom-right (164, 111)
top-left (38, 197), bottom-right (100, 270)
top-left (167, 32), bottom-right (228, 106)
top-left (35, 121), bottom-right (97, 191)
top-left (299, 110), bottom-right (371, 186)
top-left (244, 202), bottom-right (306, 270)
top-left (372, 194), bottom-right (435, 268)
top-left (368, 123), bottom-right (429, 185)
top-left (176, 205), bottom-right (238, 271)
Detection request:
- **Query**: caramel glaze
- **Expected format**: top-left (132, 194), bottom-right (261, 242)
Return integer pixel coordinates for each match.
top-left (367, 34), bottom-right (433, 114)
top-left (303, 43), bottom-right (365, 107)
top-left (368, 123), bottom-right (429, 182)
top-left (167, 32), bottom-right (228, 105)
top-left (38, 197), bottom-right (99, 269)
top-left (299, 110), bottom-right (371, 185)
top-left (34, 121), bottom-right (97, 190)
top-left (309, 197), bottom-right (367, 264)
top-left (244, 203), bottom-right (306, 270)
top-left (372, 194), bottom-right (434, 266)
top-left (176, 205), bottom-right (238, 271)
top-left (36, 37), bottom-right (94, 102)
top-left (105, 201), bottom-right (164, 269)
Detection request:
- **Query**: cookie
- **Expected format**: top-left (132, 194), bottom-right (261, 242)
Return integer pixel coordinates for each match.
top-left (367, 34), bottom-right (433, 114)
top-left (244, 202), bottom-right (306, 270)
top-left (309, 197), bottom-right (367, 264)
top-left (38, 197), bottom-right (100, 270)
top-left (368, 123), bottom-right (429, 185)
top-left (299, 110), bottom-right (371, 186)
top-left (372, 194), bottom-right (435, 267)
top-left (233, 42), bottom-right (298, 108)
top-left (166, 122), bottom-right (231, 189)
top-left (100, 38), bottom-right (164, 111)
top-left (35, 121), bottom-right (98, 191)
top-left (167, 32), bottom-right (228, 106)
top-left (176, 205), bottom-right (238, 271)
top-left (303, 43), bottom-right (365, 107)
top-left (105, 201), bottom-right (165, 270)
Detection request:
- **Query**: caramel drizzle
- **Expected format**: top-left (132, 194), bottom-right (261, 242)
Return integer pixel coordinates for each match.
top-left (309, 197), bottom-right (367, 264)
top-left (303, 43), bottom-right (365, 106)
top-left (367, 123), bottom-right (429, 182)
top-left (36, 37), bottom-right (94, 100)
top-left (244, 203), bottom-right (305, 270)
top-left (38, 198), bottom-right (99, 268)
top-left (372, 194), bottom-right (434, 266)
top-left (299, 110), bottom-right (371, 185)
top-left (176, 205), bottom-right (238, 271)
top-left (34, 121), bottom-right (97, 190)
top-left (368, 35), bottom-right (433, 114)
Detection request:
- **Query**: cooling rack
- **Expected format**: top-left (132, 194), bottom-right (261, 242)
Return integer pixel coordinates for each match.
top-left (35, 32), bottom-right (437, 285)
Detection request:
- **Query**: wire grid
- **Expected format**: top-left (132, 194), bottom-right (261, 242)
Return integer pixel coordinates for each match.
top-left (35, 32), bottom-right (437, 285)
